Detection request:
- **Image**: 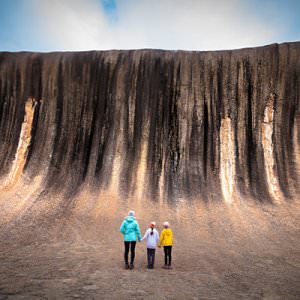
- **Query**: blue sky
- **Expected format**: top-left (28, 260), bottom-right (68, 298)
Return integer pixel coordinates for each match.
top-left (0, 0), bottom-right (299, 52)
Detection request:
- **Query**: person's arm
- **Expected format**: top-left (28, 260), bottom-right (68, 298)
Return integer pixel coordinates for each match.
top-left (136, 222), bottom-right (142, 241)
top-left (141, 229), bottom-right (148, 241)
top-left (120, 220), bottom-right (126, 234)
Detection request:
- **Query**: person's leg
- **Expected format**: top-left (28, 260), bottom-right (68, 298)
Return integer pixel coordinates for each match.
top-left (147, 248), bottom-right (151, 268)
top-left (124, 242), bottom-right (130, 267)
top-left (152, 249), bottom-right (156, 267)
top-left (130, 241), bottom-right (136, 266)
top-left (165, 246), bottom-right (169, 265)
top-left (168, 246), bottom-right (172, 266)
top-left (148, 249), bottom-right (153, 267)
top-left (164, 246), bottom-right (168, 266)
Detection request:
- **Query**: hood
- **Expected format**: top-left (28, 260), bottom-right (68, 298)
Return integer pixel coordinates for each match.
top-left (164, 228), bottom-right (172, 235)
top-left (125, 216), bottom-right (136, 223)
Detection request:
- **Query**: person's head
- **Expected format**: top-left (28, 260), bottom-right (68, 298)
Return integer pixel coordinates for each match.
top-left (150, 221), bottom-right (156, 229)
top-left (150, 221), bottom-right (156, 235)
top-left (128, 210), bottom-right (135, 217)
top-left (163, 221), bottom-right (169, 228)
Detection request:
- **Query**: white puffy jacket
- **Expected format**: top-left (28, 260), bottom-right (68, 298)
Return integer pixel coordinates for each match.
top-left (141, 228), bottom-right (159, 249)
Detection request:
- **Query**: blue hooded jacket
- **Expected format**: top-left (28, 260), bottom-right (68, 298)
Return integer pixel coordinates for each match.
top-left (120, 216), bottom-right (141, 242)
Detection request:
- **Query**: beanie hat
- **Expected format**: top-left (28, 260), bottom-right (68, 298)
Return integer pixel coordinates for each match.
top-left (163, 221), bottom-right (169, 227)
top-left (128, 210), bottom-right (135, 217)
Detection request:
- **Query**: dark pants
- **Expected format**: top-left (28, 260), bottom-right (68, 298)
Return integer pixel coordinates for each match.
top-left (124, 241), bottom-right (136, 265)
top-left (164, 246), bottom-right (172, 266)
top-left (147, 248), bottom-right (156, 267)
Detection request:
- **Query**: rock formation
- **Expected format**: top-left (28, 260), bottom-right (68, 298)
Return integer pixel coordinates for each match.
top-left (0, 42), bottom-right (299, 203)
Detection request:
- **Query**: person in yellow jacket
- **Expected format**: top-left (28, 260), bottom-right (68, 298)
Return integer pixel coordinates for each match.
top-left (159, 221), bottom-right (173, 269)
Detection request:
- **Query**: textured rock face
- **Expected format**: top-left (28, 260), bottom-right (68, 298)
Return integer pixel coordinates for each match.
top-left (0, 42), bottom-right (299, 203)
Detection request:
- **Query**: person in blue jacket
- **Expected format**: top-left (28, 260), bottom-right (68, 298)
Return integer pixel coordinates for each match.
top-left (120, 210), bottom-right (141, 269)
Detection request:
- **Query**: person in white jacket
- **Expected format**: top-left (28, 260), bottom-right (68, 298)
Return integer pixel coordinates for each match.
top-left (141, 221), bottom-right (160, 269)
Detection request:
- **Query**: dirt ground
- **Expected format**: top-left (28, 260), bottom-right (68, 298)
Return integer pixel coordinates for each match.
top-left (0, 187), bottom-right (299, 300)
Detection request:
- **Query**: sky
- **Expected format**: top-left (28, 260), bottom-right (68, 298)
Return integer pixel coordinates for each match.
top-left (0, 0), bottom-right (299, 52)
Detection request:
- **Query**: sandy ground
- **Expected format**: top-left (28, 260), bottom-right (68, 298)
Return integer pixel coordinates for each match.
top-left (0, 186), bottom-right (299, 300)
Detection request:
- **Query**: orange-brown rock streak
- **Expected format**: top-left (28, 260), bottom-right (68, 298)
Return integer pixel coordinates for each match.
top-left (261, 94), bottom-right (283, 203)
top-left (4, 98), bottom-right (37, 189)
top-left (220, 117), bottom-right (236, 203)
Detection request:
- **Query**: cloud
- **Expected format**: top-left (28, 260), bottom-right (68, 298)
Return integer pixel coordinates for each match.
top-left (31, 0), bottom-right (278, 51)
top-left (114, 0), bottom-right (275, 50)
top-left (31, 0), bottom-right (113, 50)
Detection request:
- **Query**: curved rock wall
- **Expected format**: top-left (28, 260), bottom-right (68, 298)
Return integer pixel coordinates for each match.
top-left (0, 42), bottom-right (299, 203)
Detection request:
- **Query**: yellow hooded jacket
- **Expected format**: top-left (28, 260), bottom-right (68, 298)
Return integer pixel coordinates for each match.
top-left (159, 228), bottom-right (173, 246)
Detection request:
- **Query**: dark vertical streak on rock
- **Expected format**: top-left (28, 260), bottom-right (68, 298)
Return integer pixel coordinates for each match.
top-left (81, 55), bottom-right (104, 183)
top-left (94, 59), bottom-right (111, 179)
top-left (147, 56), bottom-right (166, 199)
top-left (245, 60), bottom-right (254, 196)
top-left (0, 56), bottom-right (25, 176)
top-left (46, 59), bottom-right (65, 190)
top-left (165, 63), bottom-right (180, 199)
top-left (203, 101), bottom-right (209, 181)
